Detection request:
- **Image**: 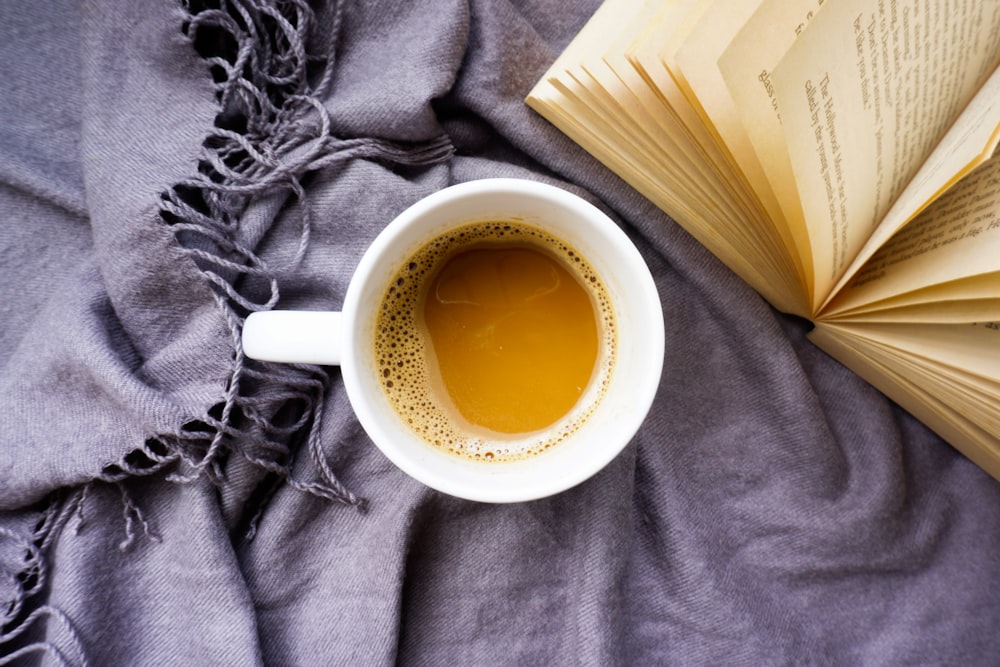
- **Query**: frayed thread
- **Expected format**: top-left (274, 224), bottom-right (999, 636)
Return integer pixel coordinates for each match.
top-left (100, 0), bottom-right (452, 529)
top-left (0, 605), bottom-right (90, 667)
top-left (0, 493), bottom-right (90, 666)
top-left (114, 483), bottom-right (162, 553)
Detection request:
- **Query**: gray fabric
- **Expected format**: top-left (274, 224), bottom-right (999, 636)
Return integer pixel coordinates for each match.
top-left (2, 0), bottom-right (999, 664)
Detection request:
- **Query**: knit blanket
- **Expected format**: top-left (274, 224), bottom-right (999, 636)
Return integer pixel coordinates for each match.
top-left (2, 0), bottom-right (999, 664)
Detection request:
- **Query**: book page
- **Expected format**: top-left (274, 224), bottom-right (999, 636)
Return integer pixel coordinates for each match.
top-left (621, 0), bottom-right (808, 307)
top-left (528, 0), bottom-right (726, 228)
top-left (824, 150), bottom-right (1000, 319)
top-left (525, 0), bottom-right (807, 314)
top-left (551, 69), bottom-right (766, 259)
top-left (586, 1), bottom-right (749, 222)
top-left (768, 0), bottom-right (1000, 307)
top-left (830, 299), bottom-right (1000, 325)
top-left (813, 321), bottom-right (1000, 431)
top-left (717, 0), bottom-right (826, 306)
top-left (674, 0), bottom-right (821, 290)
top-left (810, 321), bottom-right (1000, 480)
top-left (828, 63), bottom-right (1000, 301)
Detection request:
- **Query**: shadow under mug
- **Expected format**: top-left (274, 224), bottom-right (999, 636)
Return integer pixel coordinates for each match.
top-left (242, 178), bottom-right (664, 502)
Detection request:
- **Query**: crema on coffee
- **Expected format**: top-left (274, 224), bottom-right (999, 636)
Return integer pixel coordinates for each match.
top-left (374, 220), bottom-right (616, 462)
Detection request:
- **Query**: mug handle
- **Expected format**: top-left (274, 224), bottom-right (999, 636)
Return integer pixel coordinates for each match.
top-left (242, 311), bottom-right (344, 365)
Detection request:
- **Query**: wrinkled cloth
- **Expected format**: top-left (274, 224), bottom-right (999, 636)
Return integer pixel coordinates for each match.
top-left (2, 0), bottom-right (1000, 665)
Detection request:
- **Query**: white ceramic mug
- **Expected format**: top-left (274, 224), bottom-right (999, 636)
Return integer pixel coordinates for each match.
top-left (242, 178), bottom-right (663, 502)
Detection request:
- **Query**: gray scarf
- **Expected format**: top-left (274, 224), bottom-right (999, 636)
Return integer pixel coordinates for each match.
top-left (3, 0), bottom-right (999, 664)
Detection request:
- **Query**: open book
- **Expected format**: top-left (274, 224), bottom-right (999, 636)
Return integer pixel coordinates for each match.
top-left (527, 0), bottom-right (1000, 479)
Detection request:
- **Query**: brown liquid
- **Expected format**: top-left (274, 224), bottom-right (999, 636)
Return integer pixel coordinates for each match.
top-left (424, 245), bottom-right (598, 433)
top-left (374, 221), bottom-right (615, 462)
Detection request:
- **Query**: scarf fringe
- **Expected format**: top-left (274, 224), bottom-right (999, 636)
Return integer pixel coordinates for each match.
top-left (100, 0), bottom-right (452, 528)
top-left (0, 493), bottom-right (91, 666)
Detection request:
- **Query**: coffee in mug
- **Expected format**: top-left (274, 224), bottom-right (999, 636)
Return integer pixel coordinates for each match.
top-left (241, 179), bottom-right (663, 503)
top-left (373, 220), bottom-right (616, 462)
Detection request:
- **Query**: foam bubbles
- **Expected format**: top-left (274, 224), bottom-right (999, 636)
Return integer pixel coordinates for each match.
top-left (373, 221), bottom-right (616, 463)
